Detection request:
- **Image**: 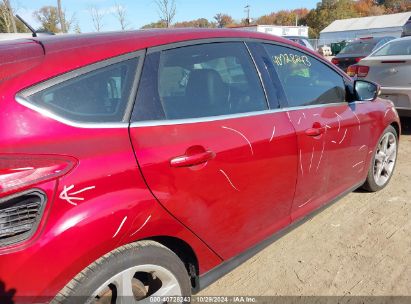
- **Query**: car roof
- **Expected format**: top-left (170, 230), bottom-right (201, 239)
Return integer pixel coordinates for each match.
top-left (32, 28), bottom-right (289, 55)
top-left (394, 36), bottom-right (411, 41)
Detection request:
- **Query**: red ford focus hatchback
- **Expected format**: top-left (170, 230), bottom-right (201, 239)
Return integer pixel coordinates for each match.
top-left (0, 29), bottom-right (400, 303)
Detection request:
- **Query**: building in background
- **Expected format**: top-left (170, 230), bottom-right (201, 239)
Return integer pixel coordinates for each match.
top-left (320, 11), bottom-right (411, 45)
top-left (0, 33), bottom-right (33, 41)
top-left (233, 25), bottom-right (309, 38)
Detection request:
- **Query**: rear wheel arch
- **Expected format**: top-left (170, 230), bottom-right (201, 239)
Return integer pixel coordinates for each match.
top-left (146, 236), bottom-right (200, 290)
top-left (54, 239), bottom-right (196, 302)
top-left (390, 121), bottom-right (400, 139)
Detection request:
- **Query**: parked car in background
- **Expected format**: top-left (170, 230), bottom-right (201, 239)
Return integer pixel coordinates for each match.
top-left (331, 36), bottom-right (395, 71)
top-left (284, 36), bottom-right (315, 51)
top-left (402, 19), bottom-right (411, 37)
top-left (348, 37), bottom-right (411, 117)
top-left (0, 29), bottom-right (400, 303)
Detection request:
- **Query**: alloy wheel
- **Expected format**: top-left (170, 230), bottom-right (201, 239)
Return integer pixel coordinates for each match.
top-left (91, 264), bottom-right (182, 304)
top-left (373, 132), bottom-right (397, 187)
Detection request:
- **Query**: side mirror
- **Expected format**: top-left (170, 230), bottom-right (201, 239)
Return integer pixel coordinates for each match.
top-left (354, 80), bottom-right (380, 101)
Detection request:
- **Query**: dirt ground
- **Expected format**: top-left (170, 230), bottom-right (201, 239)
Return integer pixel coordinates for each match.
top-left (200, 118), bottom-right (411, 296)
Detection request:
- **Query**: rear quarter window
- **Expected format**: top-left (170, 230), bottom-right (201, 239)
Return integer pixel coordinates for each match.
top-left (21, 57), bottom-right (139, 123)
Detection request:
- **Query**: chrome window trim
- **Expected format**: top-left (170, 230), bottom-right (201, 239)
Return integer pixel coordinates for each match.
top-left (16, 50), bottom-right (145, 129)
top-left (15, 36), bottom-right (355, 129)
top-left (130, 102), bottom-right (347, 127)
top-left (15, 96), bottom-right (129, 129)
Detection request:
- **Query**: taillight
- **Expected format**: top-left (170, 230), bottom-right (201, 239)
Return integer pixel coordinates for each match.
top-left (357, 66), bottom-right (370, 77)
top-left (355, 57), bottom-right (365, 63)
top-left (347, 65), bottom-right (359, 77)
top-left (0, 155), bottom-right (76, 196)
top-left (331, 58), bottom-right (339, 65)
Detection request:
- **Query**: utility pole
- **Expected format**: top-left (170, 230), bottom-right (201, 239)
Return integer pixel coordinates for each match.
top-left (4, 0), bottom-right (17, 33)
top-left (57, 0), bottom-right (67, 33)
top-left (244, 4), bottom-right (250, 25)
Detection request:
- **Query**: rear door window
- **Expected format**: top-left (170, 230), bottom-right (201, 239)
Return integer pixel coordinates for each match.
top-left (262, 44), bottom-right (346, 108)
top-left (22, 58), bottom-right (139, 123)
top-left (133, 42), bottom-right (268, 121)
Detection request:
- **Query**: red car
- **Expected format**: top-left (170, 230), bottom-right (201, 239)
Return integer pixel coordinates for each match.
top-left (0, 29), bottom-right (400, 303)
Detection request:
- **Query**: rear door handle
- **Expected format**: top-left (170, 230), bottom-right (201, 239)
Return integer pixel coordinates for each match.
top-left (305, 123), bottom-right (324, 137)
top-left (170, 150), bottom-right (216, 168)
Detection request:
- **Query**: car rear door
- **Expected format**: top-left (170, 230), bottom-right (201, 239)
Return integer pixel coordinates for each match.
top-left (128, 41), bottom-right (298, 259)
top-left (260, 42), bottom-right (369, 221)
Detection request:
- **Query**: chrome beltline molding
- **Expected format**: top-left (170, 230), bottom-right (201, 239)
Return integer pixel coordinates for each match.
top-left (129, 102), bottom-right (349, 127)
top-left (16, 94), bottom-right (363, 129)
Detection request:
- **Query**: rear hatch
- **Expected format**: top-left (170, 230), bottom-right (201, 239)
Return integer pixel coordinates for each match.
top-left (0, 39), bottom-right (45, 83)
top-left (359, 55), bottom-right (411, 87)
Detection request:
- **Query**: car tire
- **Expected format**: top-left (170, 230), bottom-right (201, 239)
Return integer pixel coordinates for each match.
top-left (53, 241), bottom-right (191, 304)
top-left (362, 125), bottom-right (398, 192)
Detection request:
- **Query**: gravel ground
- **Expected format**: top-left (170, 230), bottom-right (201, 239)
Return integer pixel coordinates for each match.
top-left (199, 118), bottom-right (411, 297)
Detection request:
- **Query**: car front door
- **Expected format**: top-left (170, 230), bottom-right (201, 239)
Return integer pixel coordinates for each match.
top-left (128, 42), bottom-right (298, 259)
top-left (261, 43), bottom-right (369, 221)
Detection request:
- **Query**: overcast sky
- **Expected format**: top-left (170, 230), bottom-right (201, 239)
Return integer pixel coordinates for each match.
top-left (14, 0), bottom-right (318, 33)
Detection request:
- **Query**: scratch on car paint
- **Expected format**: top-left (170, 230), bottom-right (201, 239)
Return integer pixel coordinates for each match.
top-left (325, 124), bottom-right (332, 129)
top-left (60, 185), bottom-right (96, 206)
top-left (299, 149), bottom-right (304, 176)
top-left (286, 112), bottom-right (292, 122)
top-left (303, 112), bottom-right (306, 119)
top-left (313, 113), bottom-right (320, 117)
top-left (113, 216), bottom-right (127, 238)
top-left (297, 117), bottom-right (302, 125)
top-left (339, 129), bottom-right (348, 144)
top-left (130, 215), bottom-right (152, 237)
top-left (298, 198), bottom-right (312, 208)
top-left (219, 169), bottom-right (240, 192)
top-left (222, 126), bottom-right (254, 155)
top-left (359, 145), bottom-right (367, 151)
top-left (353, 111), bottom-right (361, 130)
top-left (384, 109), bottom-right (390, 118)
top-left (309, 146), bottom-right (315, 172)
top-left (353, 161), bottom-right (364, 168)
top-left (269, 125), bottom-right (276, 142)
top-left (369, 150), bottom-right (373, 154)
top-left (335, 112), bottom-right (342, 132)
top-left (331, 140), bottom-right (337, 144)
top-left (316, 141), bottom-right (325, 171)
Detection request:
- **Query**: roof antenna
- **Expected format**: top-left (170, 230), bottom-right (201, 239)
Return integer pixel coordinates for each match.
top-left (16, 14), bottom-right (37, 37)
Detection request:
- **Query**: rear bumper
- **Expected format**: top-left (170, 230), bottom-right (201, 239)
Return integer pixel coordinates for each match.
top-left (380, 87), bottom-right (411, 115)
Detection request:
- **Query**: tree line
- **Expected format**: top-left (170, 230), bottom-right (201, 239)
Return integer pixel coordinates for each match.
top-left (147, 0), bottom-right (410, 38)
top-left (1, 0), bottom-right (410, 37)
